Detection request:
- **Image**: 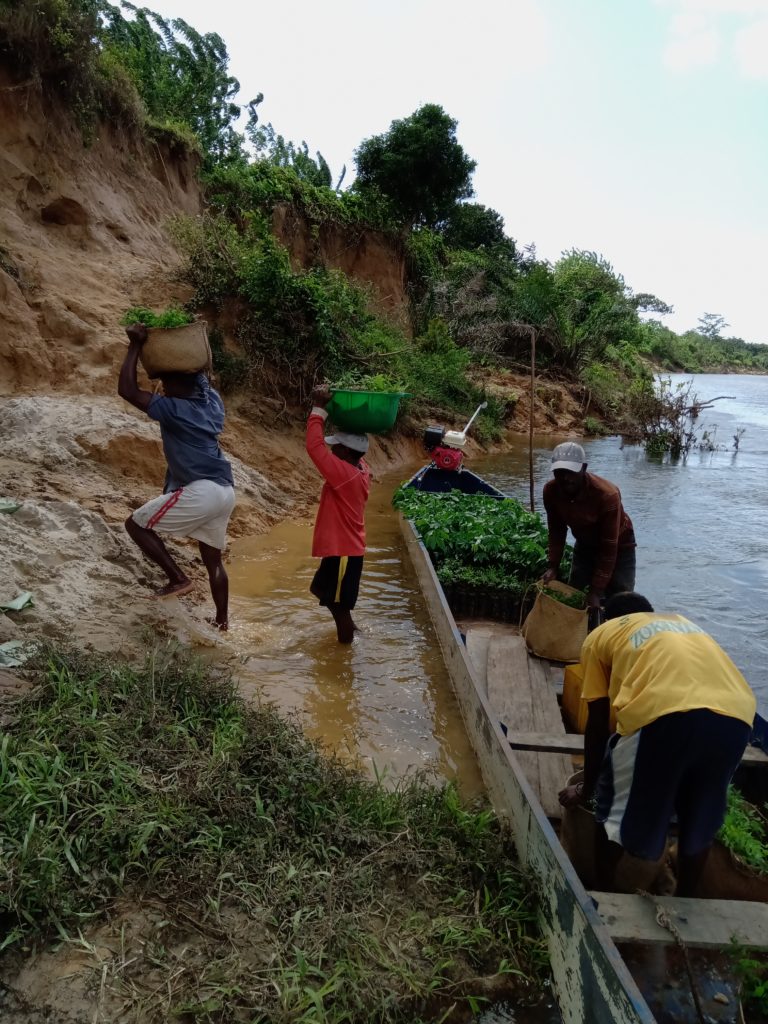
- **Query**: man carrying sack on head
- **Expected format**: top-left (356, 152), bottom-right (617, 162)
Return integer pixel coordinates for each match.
top-left (306, 386), bottom-right (371, 644)
top-left (118, 323), bottom-right (235, 631)
top-left (542, 442), bottom-right (636, 611)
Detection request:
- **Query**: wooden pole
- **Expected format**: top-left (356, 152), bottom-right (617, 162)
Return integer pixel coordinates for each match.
top-left (529, 327), bottom-right (536, 512)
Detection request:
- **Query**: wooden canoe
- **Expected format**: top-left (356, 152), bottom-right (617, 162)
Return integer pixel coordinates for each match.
top-left (398, 509), bottom-right (768, 1024)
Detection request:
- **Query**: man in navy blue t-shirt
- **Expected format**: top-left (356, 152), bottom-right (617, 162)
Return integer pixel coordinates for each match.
top-left (118, 323), bottom-right (235, 630)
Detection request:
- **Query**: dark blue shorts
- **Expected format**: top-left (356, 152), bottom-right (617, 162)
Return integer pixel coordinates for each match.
top-left (594, 708), bottom-right (750, 860)
top-left (310, 556), bottom-right (363, 611)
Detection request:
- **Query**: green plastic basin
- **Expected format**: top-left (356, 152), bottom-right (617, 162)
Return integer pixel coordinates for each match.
top-left (326, 390), bottom-right (409, 434)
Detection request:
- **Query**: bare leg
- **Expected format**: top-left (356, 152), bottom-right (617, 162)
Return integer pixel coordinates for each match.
top-left (329, 604), bottom-right (355, 644)
top-left (125, 516), bottom-right (192, 595)
top-left (198, 541), bottom-right (229, 630)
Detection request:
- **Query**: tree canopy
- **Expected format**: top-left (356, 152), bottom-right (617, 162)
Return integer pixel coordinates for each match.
top-left (353, 104), bottom-right (476, 227)
top-left (697, 312), bottom-right (729, 340)
top-left (441, 203), bottom-right (510, 251)
top-left (101, 4), bottom-right (243, 163)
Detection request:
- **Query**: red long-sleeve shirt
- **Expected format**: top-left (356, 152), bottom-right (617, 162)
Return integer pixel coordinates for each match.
top-left (306, 412), bottom-right (370, 557)
top-left (543, 473), bottom-right (635, 592)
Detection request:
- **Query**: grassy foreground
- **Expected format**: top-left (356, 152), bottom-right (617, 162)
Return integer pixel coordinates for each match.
top-left (0, 648), bottom-right (547, 1023)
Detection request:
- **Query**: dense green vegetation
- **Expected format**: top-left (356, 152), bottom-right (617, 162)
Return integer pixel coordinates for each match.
top-left (3, 0), bottom-right (764, 433)
top-left (393, 488), bottom-right (571, 601)
top-left (354, 104), bottom-right (476, 227)
top-left (0, 647), bottom-right (546, 1020)
top-left (719, 786), bottom-right (768, 875)
top-left (540, 585), bottom-right (586, 610)
top-left (121, 305), bottom-right (194, 328)
top-left (733, 945), bottom-right (768, 1018)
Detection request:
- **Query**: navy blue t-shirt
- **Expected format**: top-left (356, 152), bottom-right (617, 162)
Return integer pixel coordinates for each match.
top-left (147, 375), bottom-right (234, 492)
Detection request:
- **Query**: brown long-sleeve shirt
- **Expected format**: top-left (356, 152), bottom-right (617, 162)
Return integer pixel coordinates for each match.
top-left (543, 473), bottom-right (635, 592)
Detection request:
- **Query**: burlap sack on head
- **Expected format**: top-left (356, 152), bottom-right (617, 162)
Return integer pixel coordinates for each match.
top-left (140, 321), bottom-right (212, 379)
top-left (521, 580), bottom-right (587, 663)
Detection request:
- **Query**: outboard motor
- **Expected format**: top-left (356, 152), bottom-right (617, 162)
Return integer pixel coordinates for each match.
top-left (422, 402), bottom-right (488, 473)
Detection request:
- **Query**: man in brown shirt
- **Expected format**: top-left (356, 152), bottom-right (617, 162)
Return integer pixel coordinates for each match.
top-left (542, 442), bottom-right (636, 610)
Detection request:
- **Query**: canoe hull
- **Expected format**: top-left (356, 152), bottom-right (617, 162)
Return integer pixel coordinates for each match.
top-left (400, 514), bottom-right (655, 1024)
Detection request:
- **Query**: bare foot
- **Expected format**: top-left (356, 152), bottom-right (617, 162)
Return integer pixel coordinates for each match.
top-left (205, 616), bottom-right (229, 632)
top-left (150, 579), bottom-right (194, 600)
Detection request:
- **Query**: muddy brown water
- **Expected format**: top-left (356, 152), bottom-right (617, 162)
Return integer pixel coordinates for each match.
top-left (227, 467), bottom-right (485, 795)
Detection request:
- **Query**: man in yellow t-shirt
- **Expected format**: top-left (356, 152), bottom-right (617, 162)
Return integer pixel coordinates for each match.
top-left (558, 592), bottom-right (755, 896)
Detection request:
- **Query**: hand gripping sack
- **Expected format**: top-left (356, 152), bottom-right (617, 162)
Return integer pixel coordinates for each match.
top-left (521, 580), bottom-right (588, 663)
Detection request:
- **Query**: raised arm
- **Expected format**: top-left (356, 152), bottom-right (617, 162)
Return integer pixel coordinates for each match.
top-left (117, 325), bottom-right (154, 412)
top-left (305, 386), bottom-right (356, 487)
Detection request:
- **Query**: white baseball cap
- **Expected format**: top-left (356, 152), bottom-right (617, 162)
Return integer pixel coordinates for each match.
top-left (325, 431), bottom-right (369, 454)
top-left (551, 441), bottom-right (587, 473)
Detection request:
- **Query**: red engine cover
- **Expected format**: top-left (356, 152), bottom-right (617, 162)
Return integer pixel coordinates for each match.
top-left (432, 446), bottom-right (464, 471)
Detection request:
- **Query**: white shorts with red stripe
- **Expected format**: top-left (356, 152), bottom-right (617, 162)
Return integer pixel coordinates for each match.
top-left (132, 479), bottom-right (235, 550)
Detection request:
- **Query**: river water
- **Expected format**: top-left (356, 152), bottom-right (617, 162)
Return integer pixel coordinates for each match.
top-left (227, 474), bottom-right (484, 794)
top-left (479, 373), bottom-right (768, 711)
top-left (227, 372), bottom-right (768, 785)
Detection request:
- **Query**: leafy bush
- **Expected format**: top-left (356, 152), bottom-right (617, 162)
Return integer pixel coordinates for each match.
top-left (406, 228), bottom-right (447, 309)
top-left (392, 488), bottom-right (572, 585)
top-left (120, 306), bottom-right (194, 328)
top-left (0, 1), bottom-right (245, 157)
top-left (733, 945), bottom-right (768, 1017)
top-left (719, 787), bottom-right (768, 874)
top-left (0, 0), bottom-right (102, 84)
top-left (437, 559), bottom-right (528, 600)
top-left (441, 203), bottom-right (510, 252)
top-left (101, 6), bottom-right (244, 164)
top-left (204, 160), bottom-right (398, 232)
top-left (541, 584), bottom-right (586, 609)
top-left (581, 361), bottom-right (631, 417)
top-left (208, 326), bottom-right (249, 392)
top-left (583, 416), bottom-right (608, 436)
top-left (173, 212), bottom-right (500, 424)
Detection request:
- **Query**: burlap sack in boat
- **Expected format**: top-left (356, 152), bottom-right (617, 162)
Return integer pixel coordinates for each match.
top-left (560, 772), bottom-right (675, 894)
top-left (696, 840), bottom-right (768, 902)
top-left (521, 580), bottom-right (588, 663)
top-left (140, 321), bottom-right (212, 379)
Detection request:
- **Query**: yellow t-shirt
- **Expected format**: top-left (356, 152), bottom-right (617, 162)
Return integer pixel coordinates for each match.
top-left (580, 612), bottom-right (756, 736)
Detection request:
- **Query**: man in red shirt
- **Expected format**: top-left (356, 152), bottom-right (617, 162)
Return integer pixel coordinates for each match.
top-left (542, 442), bottom-right (636, 610)
top-left (306, 386), bottom-right (371, 643)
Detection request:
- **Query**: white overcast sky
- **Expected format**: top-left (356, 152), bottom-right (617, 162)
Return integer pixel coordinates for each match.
top-left (152, 0), bottom-right (767, 343)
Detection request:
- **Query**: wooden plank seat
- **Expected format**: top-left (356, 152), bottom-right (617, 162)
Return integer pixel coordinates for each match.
top-left (590, 891), bottom-right (768, 949)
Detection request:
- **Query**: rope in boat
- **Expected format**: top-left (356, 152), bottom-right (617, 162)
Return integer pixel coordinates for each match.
top-left (637, 889), bottom-right (707, 1024)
